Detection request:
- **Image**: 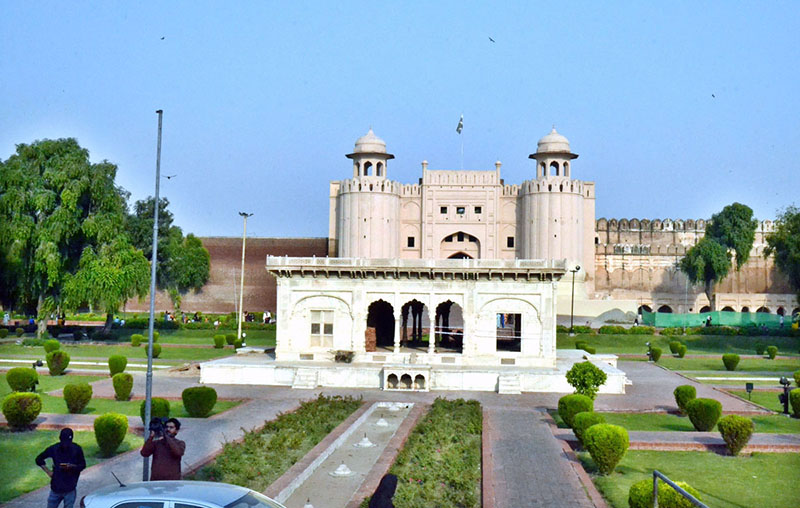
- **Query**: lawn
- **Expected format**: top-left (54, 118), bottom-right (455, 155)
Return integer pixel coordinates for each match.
top-left (581, 450), bottom-right (800, 508)
top-left (557, 332), bottom-right (800, 356)
top-left (727, 390), bottom-right (795, 414)
top-left (551, 410), bottom-right (800, 434)
top-left (654, 356), bottom-right (800, 373)
top-left (0, 429), bottom-right (143, 503)
top-left (0, 343), bottom-right (235, 361)
top-left (1, 373), bottom-right (106, 398)
top-left (114, 328), bottom-right (277, 347)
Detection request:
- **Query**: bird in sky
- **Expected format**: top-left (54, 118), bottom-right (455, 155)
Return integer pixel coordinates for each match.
top-left (160, 36), bottom-right (165, 40)
top-left (488, 36), bottom-right (495, 43)
top-left (164, 174), bottom-right (177, 180)
top-left (711, 94), bottom-right (715, 98)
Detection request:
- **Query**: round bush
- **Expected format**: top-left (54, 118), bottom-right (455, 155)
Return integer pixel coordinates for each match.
top-left (575, 340), bottom-right (588, 350)
top-left (629, 479), bottom-right (702, 508)
top-left (660, 327), bottom-right (685, 336)
top-left (112, 372), bottom-right (133, 401)
top-left (140, 397), bottom-right (170, 423)
top-left (213, 334), bottom-right (225, 348)
top-left (722, 353), bottom-right (740, 371)
top-left (790, 388), bottom-right (800, 418)
top-left (151, 343), bottom-right (162, 358)
top-left (598, 325), bottom-right (627, 335)
top-left (94, 413), bottom-right (128, 456)
top-left (130, 334), bottom-right (144, 347)
top-left (566, 361), bottom-right (607, 400)
top-left (669, 341), bottom-right (681, 354)
top-left (686, 398), bottom-right (722, 431)
top-left (233, 338), bottom-right (243, 349)
top-left (43, 339), bottom-right (60, 353)
top-left (583, 423), bottom-right (629, 475)
top-left (558, 394), bottom-right (594, 428)
top-left (717, 414), bottom-right (754, 456)
top-left (676, 344), bottom-right (687, 358)
top-left (46, 350), bottom-right (70, 375)
top-left (225, 333), bottom-right (236, 345)
top-left (673, 385), bottom-right (696, 414)
top-left (6, 367), bottom-right (38, 392)
top-left (63, 383), bottom-right (92, 413)
top-left (650, 347), bottom-right (662, 362)
top-left (0, 328), bottom-right (8, 338)
top-left (755, 343), bottom-right (766, 355)
top-left (572, 411), bottom-right (605, 446)
top-left (182, 386), bottom-right (218, 417)
top-left (108, 355), bottom-right (127, 377)
top-left (766, 345), bottom-right (778, 359)
top-left (794, 370), bottom-right (800, 387)
top-left (583, 346), bottom-right (597, 355)
top-left (2, 392), bottom-right (42, 428)
top-left (627, 326), bottom-right (655, 335)
top-left (15, 327), bottom-right (24, 337)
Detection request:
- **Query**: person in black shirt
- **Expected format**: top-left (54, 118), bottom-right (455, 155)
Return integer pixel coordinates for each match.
top-left (35, 428), bottom-right (86, 508)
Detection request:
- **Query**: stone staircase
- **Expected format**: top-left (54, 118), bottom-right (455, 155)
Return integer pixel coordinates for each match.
top-left (292, 368), bottom-right (319, 389)
top-left (497, 372), bottom-right (521, 394)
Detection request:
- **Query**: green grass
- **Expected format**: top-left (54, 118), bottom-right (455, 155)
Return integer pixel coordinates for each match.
top-left (654, 356), bottom-right (800, 372)
top-left (581, 450), bottom-right (800, 508)
top-left (0, 343), bottom-right (235, 361)
top-left (727, 390), bottom-right (794, 413)
top-left (114, 328), bottom-right (276, 347)
top-left (36, 394), bottom-right (240, 417)
top-left (557, 332), bottom-right (800, 356)
top-left (190, 394), bottom-right (362, 492)
top-left (551, 410), bottom-right (800, 433)
top-left (0, 429), bottom-right (143, 503)
top-left (1, 374), bottom-right (105, 399)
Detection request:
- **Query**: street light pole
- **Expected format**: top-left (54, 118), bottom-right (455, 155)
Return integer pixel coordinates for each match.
top-left (569, 265), bottom-right (581, 335)
top-left (237, 212), bottom-right (253, 345)
top-left (143, 109), bottom-right (163, 481)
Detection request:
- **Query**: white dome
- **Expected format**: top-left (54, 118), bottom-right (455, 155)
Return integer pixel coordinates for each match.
top-left (353, 128), bottom-right (387, 154)
top-left (536, 128), bottom-right (571, 154)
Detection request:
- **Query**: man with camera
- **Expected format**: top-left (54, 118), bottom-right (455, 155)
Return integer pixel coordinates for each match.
top-left (140, 417), bottom-right (186, 480)
top-left (35, 428), bottom-right (86, 508)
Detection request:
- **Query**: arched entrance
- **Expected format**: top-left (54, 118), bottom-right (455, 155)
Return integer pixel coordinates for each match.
top-left (440, 232), bottom-right (480, 259)
top-left (367, 300), bottom-right (394, 351)
top-left (699, 306), bottom-right (711, 313)
top-left (434, 300), bottom-right (464, 353)
top-left (637, 305), bottom-right (652, 314)
top-left (400, 300), bottom-right (430, 349)
top-left (756, 306), bottom-right (770, 313)
top-left (721, 306), bottom-right (735, 312)
top-left (657, 305), bottom-right (673, 313)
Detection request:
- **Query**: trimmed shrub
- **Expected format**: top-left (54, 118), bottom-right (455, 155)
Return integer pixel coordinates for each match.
top-left (63, 383), bottom-right (93, 413)
top-left (153, 331), bottom-right (159, 342)
top-left (566, 361), bottom-right (607, 399)
top-left (669, 341), bottom-right (682, 354)
top-left (573, 325), bottom-right (594, 334)
top-left (94, 413), bottom-right (128, 456)
top-left (650, 347), bottom-right (662, 362)
top-left (140, 397), bottom-right (170, 423)
top-left (151, 343), bottom-right (162, 358)
top-left (790, 388), bottom-right (800, 418)
top-left (583, 424), bottom-right (629, 475)
top-left (718, 414), bottom-right (754, 456)
top-left (575, 340), bottom-right (588, 350)
top-left (722, 353), bottom-right (740, 371)
top-left (556, 324), bottom-right (569, 333)
top-left (108, 355), bottom-right (127, 376)
top-left (234, 338), bottom-right (243, 349)
top-left (43, 339), bottom-right (60, 353)
top-left (673, 385), bottom-right (696, 414)
top-left (225, 333), bottom-right (236, 345)
top-left (629, 479), bottom-right (702, 508)
top-left (46, 350), bottom-right (70, 375)
top-left (766, 345), bottom-right (778, 359)
top-left (755, 343), bottom-right (766, 355)
top-left (15, 327), bottom-right (25, 337)
top-left (677, 344), bottom-right (687, 358)
top-left (182, 386), bottom-right (218, 417)
top-left (558, 394), bottom-right (593, 428)
top-left (112, 372), bottom-right (133, 401)
top-left (213, 334), bottom-right (225, 348)
top-left (2, 392), bottom-right (42, 428)
top-left (572, 411), bottom-right (605, 446)
top-left (583, 346), bottom-right (597, 355)
top-left (6, 367), bottom-right (38, 392)
top-left (794, 369), bottom-right (800, 387)
top-left (598, 325), bottom-right (627, 335)
top-left (686, 398), bottom-right (722, 431)
top-left (660, 327), bottom-right (685, 336)
top-left (628, 326), bottom-right (655, 335)
top-left (131, 334), bottom-right (144, 347)
top-left (0, 328), bottom-right (7, 338)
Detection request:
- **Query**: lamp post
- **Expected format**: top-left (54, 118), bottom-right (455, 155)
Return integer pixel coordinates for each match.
top-left (237, 212), bottom-right (253, 346)
top-left (569, 265), bottom-right (580, 335)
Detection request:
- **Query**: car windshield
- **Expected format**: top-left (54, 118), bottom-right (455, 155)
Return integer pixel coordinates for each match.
top-left (224, 492), bottom-right (284, 508)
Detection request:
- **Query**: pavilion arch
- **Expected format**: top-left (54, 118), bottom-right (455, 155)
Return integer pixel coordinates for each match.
top-left (777, 307), bottom-right (785, 316)
top-left (756, 306), bottom-right (770, 313)
top-left (376, 162), bottom-right (384, 177)
top-left (400, 299), bottom-right (431, 346)
top-left (657, 305), bottom-right (673, 313)
top-left (550, 161), bottom-right (560, 176)
top-left (637, 304), bottom-right (652, 314)
top-left (366, 299), bottom-right (395, 350)
top-left (363, 161), bottom-right (373, 176)
top-left (721, 306), bottom-right (735, 312)
top-left (741, 306), bottom-right (750, 313)
top-left (289, 294), bottom-right (354, 351)
top-left (699, 305), bottom-right (711, 313)
top-left (434, 299), bottom-right (464, 353)
top-left (479, 297), bottom-right (542, 355)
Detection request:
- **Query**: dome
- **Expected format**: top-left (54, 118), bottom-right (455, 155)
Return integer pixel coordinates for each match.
top-left (353, 128), bottom-right (387, 154)
top-left (536, 127), bottom-right (571, 154)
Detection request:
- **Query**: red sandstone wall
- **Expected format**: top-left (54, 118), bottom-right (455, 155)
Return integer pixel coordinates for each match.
top-left (124, 237), bottom-right (328, 314)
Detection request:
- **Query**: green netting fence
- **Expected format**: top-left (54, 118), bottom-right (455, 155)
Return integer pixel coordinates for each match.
top-left (641, 310), bottom-right (795, 329)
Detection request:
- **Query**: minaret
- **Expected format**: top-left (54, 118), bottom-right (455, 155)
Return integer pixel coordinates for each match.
top-left (346, 128), bottom-right (394, 179)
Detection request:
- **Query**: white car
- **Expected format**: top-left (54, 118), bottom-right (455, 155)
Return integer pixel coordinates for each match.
top-left (81, 481), bottom-right (287, 508)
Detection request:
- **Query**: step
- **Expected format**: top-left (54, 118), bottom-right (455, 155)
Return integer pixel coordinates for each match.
top-left (498, 373), bottom-right (521, 394)
top-left (292, 368), bottom-right (319, 389)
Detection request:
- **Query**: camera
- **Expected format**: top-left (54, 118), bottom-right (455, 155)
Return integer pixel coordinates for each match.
top-left (149, 417), bottom-right (168, 437)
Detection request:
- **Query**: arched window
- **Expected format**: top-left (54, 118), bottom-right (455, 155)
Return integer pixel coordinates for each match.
top-left (559, 184), bottom-right (563, 192)
top-left (657, 305), bottom-right (673, 313)
top-left (699, 306), bottom-right (711, 313)
top-left (540, 162), bottom-right (546, 177)
top-left (364, 161), bottom-right (373, 176)
top-left (741, 306), bottom-right (750, 313)
top-left (776, 307), bottom-right (785, 316)
top-left (376, 162), bottom-right (384, 177)
top-left (564, 162), bottom-right (570, 176)
top-left (637, 305), bottom-right (652, 314)
top-left (756, 306), bottom-right (770, 313)
top-left (721, 306), bottom-right (735, 312)
top-left (355, 162), bottom-right (361, 176)
top-left (550, 161), bottom-right (560, 176)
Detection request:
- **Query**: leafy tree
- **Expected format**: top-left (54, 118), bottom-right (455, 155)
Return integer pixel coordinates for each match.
top-left (680, 237), bottom-right (731, 310)
top-left (126, 197), bottom-right (210, 311)
top-left (765, 206), bottom-right (800, 303)
top-left (0, 139), bottom-right (134, 337)
top-left (706, 202), bottom-right (758, 268)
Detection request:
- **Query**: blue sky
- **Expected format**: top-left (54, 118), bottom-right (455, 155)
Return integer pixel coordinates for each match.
top-left (2, 2), bottom-right (798, 238)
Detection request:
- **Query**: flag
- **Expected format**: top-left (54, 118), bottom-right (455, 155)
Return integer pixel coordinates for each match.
top-left (456, 115), bottom-right (463, 134)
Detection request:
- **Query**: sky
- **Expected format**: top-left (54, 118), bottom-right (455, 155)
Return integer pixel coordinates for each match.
top-left (1, 2), bottom-right (798, 238)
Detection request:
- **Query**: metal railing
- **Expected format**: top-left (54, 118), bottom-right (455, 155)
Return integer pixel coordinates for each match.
top-left (653, 470), bottom-right (707, 508)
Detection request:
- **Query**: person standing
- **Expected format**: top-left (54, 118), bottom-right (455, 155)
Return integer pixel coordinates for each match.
top-left (140, 418), bottom-right (186, 480)
top-left (35, 428), bottom-right (86, 508)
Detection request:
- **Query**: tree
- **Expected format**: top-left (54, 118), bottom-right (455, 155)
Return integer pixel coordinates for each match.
top-left (765, 206), bottom-right (800, 304)
top-left (126, 197), bottom-right (210, 311)
top-left (0, 139), bottom-right (136, 337)
top-left (680, 237), bottom-right (731, 310)
top-left (706, 202), bottom-right (758, 268)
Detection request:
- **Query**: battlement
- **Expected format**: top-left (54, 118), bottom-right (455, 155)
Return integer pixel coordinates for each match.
top-left (423, 169), bottom-right (499, 186)
top-left (596, 218), bottom-right (776, 233)
top-left (336, 178), bottom-right (402, 194)
top-left (520, 179), bottom-right (589, 195)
